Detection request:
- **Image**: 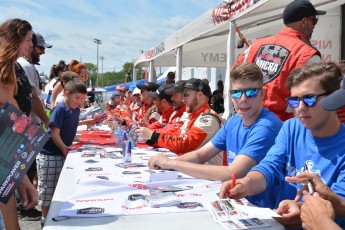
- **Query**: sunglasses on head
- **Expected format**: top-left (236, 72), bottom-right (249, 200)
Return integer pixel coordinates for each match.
top-left (230, 88), bottom-right (261, 99)
top-left (286, 93), bottom-right (328, 108)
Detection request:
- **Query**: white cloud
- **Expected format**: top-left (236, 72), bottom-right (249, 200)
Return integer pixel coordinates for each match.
top-left (0, 0), bottom-right (220, 80)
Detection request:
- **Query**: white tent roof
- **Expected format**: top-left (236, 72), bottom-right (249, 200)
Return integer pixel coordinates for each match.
top-left (134, 0), bottom-right (345, 68)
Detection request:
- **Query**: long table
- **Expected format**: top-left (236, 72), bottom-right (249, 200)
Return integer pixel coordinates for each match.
top-left (43, 131), bottom-right (284, 230)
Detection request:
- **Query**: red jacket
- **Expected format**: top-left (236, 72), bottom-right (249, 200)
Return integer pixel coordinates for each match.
top-left (147, 106), bottom-right (174, 130)
top-left (154, 105), bottom-right (186, 135)
top-left (138, 103), bottom-right (160, 124)
top-left (234, 27), bottom-right (321, 121)
top-left (150, 103), bottom-right (222, 155)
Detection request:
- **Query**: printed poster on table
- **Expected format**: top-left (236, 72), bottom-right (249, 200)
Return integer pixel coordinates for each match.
top-left (0, 102), bottom-right (49, 204)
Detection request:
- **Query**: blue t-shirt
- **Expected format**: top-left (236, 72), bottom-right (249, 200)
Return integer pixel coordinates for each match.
top-left (253, 118), bottom-right (345, 213)
top-left (211, 107), bottom-right (283, 208)
top-left (41, 103), bottom-right (80, 156)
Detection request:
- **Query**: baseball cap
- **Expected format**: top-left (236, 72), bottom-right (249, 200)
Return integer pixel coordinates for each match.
top-left (283, 0), bottom-right (326, 24)
top-left (167, 71), bottom-right (175, 78)
top-left (136, 82), bottom-right (160, 92)
top-left (111, 92), bottom-right (119, 98)
top-left (148, 84), bottom-right (173, 101)
top-left (119, 86), bottom-right (128, 91)
top-left (32, 32), bottom-right (52, 48)
top-left (184, 78), bottom-right (212, 97)
top-left (320, 77), bottom-right (345, 111)
top-left (129, 84), bottom-right (136, 92)
top-left (165, 80), bottom-right (187, 94)
top-left (40, 75), bottom-right (48, 84)
top-left (132, 88), bottom-right (140, 95)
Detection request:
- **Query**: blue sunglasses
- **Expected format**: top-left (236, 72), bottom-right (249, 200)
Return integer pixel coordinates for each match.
top-left (230, 88), bottom-right (261, 99)
top-left (286, 93), bottom-right (329, 108)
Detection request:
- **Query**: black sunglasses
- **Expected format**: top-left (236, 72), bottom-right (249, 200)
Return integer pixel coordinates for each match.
top-left (286, 93), bottom-right (328, 108)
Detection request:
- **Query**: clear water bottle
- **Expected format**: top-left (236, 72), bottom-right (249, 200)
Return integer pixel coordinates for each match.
top-left (115, 125), bottom-right (124, 148)
top-left (122, 141), bottom-right (132, 163)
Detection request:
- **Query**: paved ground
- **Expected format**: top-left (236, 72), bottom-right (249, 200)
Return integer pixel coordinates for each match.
top-left (19, 219), bottom-right (41, 230)
top-left (18, 205), bottom-right (42, 230)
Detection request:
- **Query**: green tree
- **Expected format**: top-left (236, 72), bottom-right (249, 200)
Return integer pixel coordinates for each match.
top-left (84, 61), bottom-right (144, 87)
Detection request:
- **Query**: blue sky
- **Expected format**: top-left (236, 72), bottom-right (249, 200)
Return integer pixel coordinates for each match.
top-left (0, 0), bottom-right (220, 75)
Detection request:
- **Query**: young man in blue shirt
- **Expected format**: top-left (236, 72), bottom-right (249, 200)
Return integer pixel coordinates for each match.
top-left (220, 62), bottom-right (345, 228)
top-left (148, 63), bottom-right (282, 208)
top-left (37, 74), bottom-right (87, 227)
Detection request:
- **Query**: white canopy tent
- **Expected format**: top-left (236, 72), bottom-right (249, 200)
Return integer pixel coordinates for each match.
top-left (133, 0), bottom-right (345, 119)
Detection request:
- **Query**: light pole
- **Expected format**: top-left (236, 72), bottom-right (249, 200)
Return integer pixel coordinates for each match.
top-left (100, 56), bottom-right (104, 87)
top-left (94, 38), bottom-right (102, 87)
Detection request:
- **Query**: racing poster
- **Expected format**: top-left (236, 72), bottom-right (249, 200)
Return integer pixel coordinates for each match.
top-left (0, 102), bottom-right (49, 204)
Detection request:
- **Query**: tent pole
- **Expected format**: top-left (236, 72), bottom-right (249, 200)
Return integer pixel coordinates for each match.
top-left (149, 60), bottom-right (156, 82)
top-left (176, 46), bottom-right (183, 81)
top-left (133, 67), bottom-right (137, 83)
top-left (222, 20), bottom-right (236, 121)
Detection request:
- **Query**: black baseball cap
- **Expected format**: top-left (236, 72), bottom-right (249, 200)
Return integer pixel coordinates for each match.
top-left (136, 82), bottom-right (160, 92)
top-left (283, 0), bottom-right (326, 24)
top-left (184, 78), bottom-right (211, 97)
top-left (32, 32), bottom-right (52, 48)
top-left (167, 71), bottom-right (175, 78)
top-left (148, 84), bottom-right (173, 102)
top-left (320, 77), bottom-right (345, 111)
top-left (165, 80), bottom-right (187, 94)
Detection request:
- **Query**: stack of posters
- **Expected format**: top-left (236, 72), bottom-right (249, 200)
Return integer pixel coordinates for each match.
top-left (207, 198), bottom-right (281, 229)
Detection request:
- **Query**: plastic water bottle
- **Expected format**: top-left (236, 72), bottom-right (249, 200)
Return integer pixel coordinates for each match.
top-left (111, 126), bottom-right (116, 140)
top-left (122, 141), bottom-right (132, 163)
top-left (115, 125), bottom-right (124, 148)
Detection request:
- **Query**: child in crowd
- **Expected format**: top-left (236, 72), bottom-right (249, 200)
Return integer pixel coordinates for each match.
top-left (36, 76), bottom-right (87, 227)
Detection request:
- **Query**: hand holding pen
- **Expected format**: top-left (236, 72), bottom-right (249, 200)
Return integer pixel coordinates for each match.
top-left (303, 162), bottom-right (314, 195)
top-left (285, 172), bottom-right (343, 209)
top-left (219, 173), bottom-right (251, 199)
top-left (229, 173), bottom-right (237, 198)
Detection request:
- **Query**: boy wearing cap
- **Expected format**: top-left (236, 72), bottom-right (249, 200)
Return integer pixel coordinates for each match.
top-left (233, 0), bottom-right (326, 121)
top-left (137, 78), bottom-right (223, 165)
top-left (219, 62), bottom-right (345, 228)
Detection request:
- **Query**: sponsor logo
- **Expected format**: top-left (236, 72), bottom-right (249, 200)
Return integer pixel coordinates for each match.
top-left (84, 159), bottom-right (99, 163)
top-left (254, 44), bottom-right (290, 84)
top-left (85, 167), bottom-right (103, 171)
top-left (96, 176), bottom-right (109, 180)
top-left (77, 207), bottom-right (104, 215)
top-left (128, 194), bottom-right (146, 201)
top-left (21, 151), bottom-right (27, 159)
top-left (177, 202), bottom-right (203, 209)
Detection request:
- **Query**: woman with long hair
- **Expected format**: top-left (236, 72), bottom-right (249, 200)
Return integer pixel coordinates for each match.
top-left (0, 18), bottom-right (38, 230)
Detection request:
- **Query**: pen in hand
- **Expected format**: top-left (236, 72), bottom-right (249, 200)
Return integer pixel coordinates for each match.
top-left (229, 173), bottom-right (237, 198)
top-left (304, 162), bottom-right (314, 195)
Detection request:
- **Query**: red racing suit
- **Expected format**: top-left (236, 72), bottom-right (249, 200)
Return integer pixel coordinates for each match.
top-left (234, 27), bottom-right (321, 121)
top-left (137, 102), bottom-right (160, 124)
top-left (160, 104), bottom-right (187, 134)
top-left (147, 106), bottom-right (174, 130)
top-left (149, 103), bottom-right (224, 165)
